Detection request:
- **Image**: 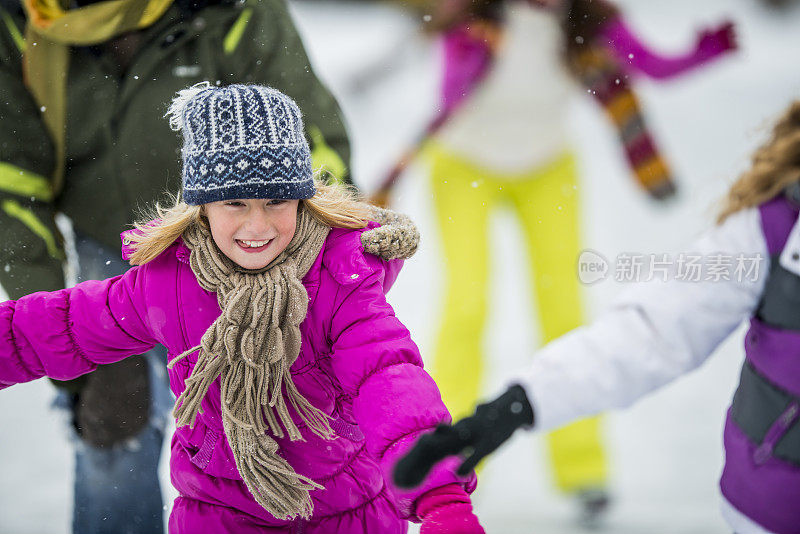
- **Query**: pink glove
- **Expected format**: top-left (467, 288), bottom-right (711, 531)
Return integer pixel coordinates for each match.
top-left (697, 20), bottom-right (738, 58)
top-left (416, 484), bottom-right (485, 534)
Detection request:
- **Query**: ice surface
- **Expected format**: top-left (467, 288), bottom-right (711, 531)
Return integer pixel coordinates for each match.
top-left (1, 0), bottom-right (799, 532)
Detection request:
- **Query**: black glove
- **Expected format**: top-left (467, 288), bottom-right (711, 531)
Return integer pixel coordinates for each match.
top-left (393, 384), bottom-right (534, 489)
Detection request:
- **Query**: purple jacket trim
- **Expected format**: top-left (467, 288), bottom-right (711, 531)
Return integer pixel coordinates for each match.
top-left (720, 414), bottom-right (800, 534)
top-left (744, 320), bottom-right (800, 398)
top-left (758, 196), bottom-right (799, 255)
top-left (720, 196), bottom-right (800, 533)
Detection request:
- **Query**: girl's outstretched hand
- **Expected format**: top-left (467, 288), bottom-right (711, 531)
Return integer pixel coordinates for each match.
top-left (697, 20), bottom-right (738, 56)
top-left (417, 484), bottom-right (485, 534)
top-left (393, 385), bottom-right (534, 488)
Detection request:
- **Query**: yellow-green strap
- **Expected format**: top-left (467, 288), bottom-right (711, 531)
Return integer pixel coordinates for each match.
top-left (1, 9), bottom-right (25, 53)
top-left (223, 7), bottom-right (252, 55)
top-left (0, 162), bottom-right (54, 202)
top-left (309, 126), bottom-right (347, 185)
top-left (2, 199), bottom-right (64, 260)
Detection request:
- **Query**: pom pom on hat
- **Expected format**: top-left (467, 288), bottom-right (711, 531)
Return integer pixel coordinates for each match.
top-left (165, 81), bottom-right (214, 132)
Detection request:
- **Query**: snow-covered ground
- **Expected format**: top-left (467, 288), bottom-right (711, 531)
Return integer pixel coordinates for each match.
top-left (2, 1), bottom-right (800, 532)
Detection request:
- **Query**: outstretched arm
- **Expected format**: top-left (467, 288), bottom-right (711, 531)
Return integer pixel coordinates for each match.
top-left (395, 207), bottom-right (766, 486)
top-left (1, 265), bottom-right (158, 389)
top-left (600, 16), bottom-right (737, 80)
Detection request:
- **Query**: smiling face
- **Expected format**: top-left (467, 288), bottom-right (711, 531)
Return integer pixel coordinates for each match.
top-left (204, 198), bottom-right (299, 270)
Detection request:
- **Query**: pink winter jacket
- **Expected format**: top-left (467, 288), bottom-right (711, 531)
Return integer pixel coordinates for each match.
top-left (0, 223), bottom-right (476, 533)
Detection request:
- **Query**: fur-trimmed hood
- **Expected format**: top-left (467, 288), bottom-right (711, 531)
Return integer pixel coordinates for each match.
top-left (361, 207), bottom-right (420, 261)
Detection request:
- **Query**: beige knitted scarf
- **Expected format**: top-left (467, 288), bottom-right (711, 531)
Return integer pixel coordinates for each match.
top-left (168, 206), bottom-right (333, 520)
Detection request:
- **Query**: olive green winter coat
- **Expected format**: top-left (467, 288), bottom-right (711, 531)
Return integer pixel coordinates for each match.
top-left (0, 0), bottom-right (351, 300)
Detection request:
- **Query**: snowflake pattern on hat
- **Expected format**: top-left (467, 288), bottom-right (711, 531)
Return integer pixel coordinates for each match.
top-left (168, 83), bottom-right (315, 205)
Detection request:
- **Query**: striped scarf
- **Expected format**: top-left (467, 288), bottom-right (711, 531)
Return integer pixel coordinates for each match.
top-left (169, 206), bottom-right (333, 520)
top-left (570, 43), bottom-right (676, 199)
top-left (438, 10), bottom-right (675, 199)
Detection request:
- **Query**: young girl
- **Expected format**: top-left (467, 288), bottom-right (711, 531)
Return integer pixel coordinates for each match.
top-left (0, 83), bottom-right (483, 533)
top-left (395, 100), bottom-right (800, 534)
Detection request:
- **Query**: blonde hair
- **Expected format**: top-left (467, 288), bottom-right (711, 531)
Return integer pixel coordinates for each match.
top-left (127, 180), bottom-right (371, 266)
top-left (304, 181), bottom-right (371, 229)
top-left (718, 101), bottom-right (800, 223)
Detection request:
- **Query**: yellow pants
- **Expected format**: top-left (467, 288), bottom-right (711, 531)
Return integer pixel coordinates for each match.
top-left (428, 143), bottom-right (608, 493)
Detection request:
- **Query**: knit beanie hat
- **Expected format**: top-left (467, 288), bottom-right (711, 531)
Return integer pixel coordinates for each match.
top-left (166, 82), bottom-right (316, 204)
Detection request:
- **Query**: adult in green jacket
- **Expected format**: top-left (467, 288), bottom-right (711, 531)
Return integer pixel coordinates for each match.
top-left (0, 0), bottom-right (351, 532)
top-left (0, 0), bottom-right (351, 298)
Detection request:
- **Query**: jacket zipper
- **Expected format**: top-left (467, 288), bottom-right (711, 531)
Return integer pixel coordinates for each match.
top-left (176, 260), bottom-right (193, 356)
top-left (753, 401), bottom-right (800, 465)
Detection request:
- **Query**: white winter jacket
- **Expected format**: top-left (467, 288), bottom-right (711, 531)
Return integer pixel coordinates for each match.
top-left (517, 205), bottom-right (800, 534)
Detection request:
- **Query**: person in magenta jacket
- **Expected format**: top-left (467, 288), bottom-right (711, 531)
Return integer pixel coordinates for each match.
top-left (431, 0), bottom-right (737, 198)
top-left (0, 83), bottom-right (482, 534)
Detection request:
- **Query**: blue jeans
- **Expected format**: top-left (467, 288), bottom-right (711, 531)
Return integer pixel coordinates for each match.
top-left (61, 233), bottom-right (173, 534)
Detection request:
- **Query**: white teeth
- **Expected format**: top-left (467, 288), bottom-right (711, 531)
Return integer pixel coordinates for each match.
top-left (239, 239), bottom-right (269, 248)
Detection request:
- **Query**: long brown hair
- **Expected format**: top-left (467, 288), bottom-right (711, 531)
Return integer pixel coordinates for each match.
top-left (561, 0), bottom-right (619, 70)
top-left (718, 101), bottom-right (800, 223)
top-left (422, 0), bottom-right (503, 33)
